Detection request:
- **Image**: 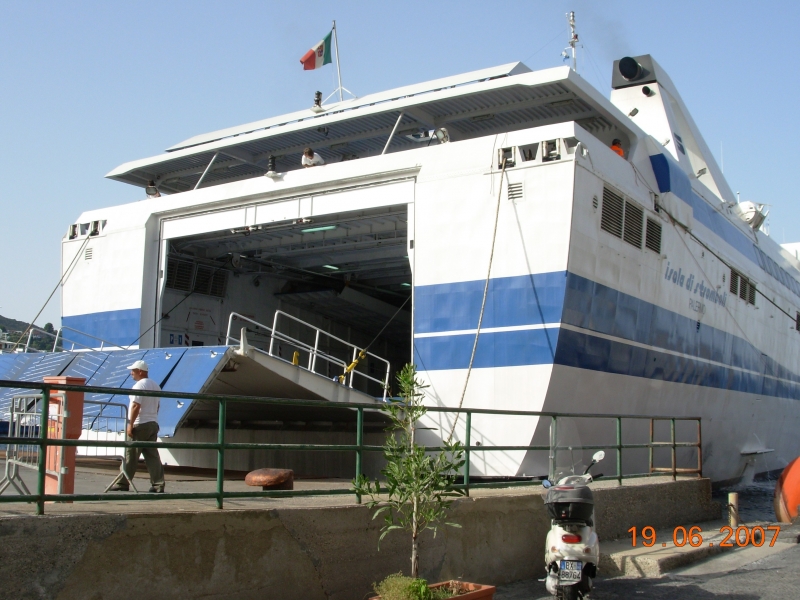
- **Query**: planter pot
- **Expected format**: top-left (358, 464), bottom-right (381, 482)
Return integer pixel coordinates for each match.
top-left (429, 581), bottom-right (495, 599)
top-left (371, 581), bottom-right (496, 600)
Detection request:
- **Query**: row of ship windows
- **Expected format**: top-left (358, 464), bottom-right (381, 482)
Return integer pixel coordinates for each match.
top-left (68, 220), bottom-right (106, 239)
top-left (599, 186), bottom-right (758, 308)
top-left (753, 245), bottom-right (800, 301)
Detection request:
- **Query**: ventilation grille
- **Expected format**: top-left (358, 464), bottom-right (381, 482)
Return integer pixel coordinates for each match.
top-left (507, 182), bottom-right (524, 201)
top-left (730, 268), bottom-right (756, 306)
top-left (600, 188), bottom-right (624, 238)
top-left (622, 201), bottom-right (644, 248)
top-left (165, 257), bottom-right (228, 298)
top-left (166, 258), bottom-right (194, 292)
top-left (645, 218), bottom-right (662, 253)
top-left (193, 265), bottom-right (228, 297)
top-left (84, 248), bottom-right (93, 260)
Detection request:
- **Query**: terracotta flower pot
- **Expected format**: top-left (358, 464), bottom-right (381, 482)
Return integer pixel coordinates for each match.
top-left (371, 581), bottom-right (495, 600)
top-left (429, 581), bottom-right (495, 599)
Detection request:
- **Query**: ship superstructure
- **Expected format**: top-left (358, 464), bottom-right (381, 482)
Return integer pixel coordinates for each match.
top-left (5, 54), bottom-right (800, 483)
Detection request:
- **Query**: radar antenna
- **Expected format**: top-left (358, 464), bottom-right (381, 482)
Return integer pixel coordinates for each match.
top-left (566, 11), bottom-right (579, 72)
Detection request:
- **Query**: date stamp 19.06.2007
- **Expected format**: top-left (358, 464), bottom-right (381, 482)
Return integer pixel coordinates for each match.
top-left (628, 525), bottom-right (781, 548)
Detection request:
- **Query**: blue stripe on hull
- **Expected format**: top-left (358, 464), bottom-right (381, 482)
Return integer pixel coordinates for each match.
top-left (554, 328), bottom-right (799, 399)
top-left (414, 271), bottom-right (567, 334)
top-left (61, 308), bottom-right (141, 348)
top-left (649, 154), bottom-right (758, 265)
top-left (562, 273), bottom-right (800, 386)
top-left (414, 328), bottom-right (559, 372)
top-left (413, 269), bottom-right (800, 400)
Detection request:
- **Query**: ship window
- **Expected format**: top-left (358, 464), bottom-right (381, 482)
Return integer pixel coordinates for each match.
top-left (796, 312), bottom-right (799, 332)
top-left (645, 218), bottom-right (662, 253)
top-left (507, 182), bottom-right (523, 201)
top-left (498, 147), bottom-right (515, 168)
top-left (600, 187), bottom-right (624, 238)
top-left (542, 139), bottom-right (561, 162)
top-left (79, 223), bottom-right (90, 236)
top-left (519, 143), bottom-right (538, 162)
top-left (623, 201), bottom-right (644, 249)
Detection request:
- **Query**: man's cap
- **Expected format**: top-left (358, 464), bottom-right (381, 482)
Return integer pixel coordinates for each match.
top-left (127, 360), bottom-right (149, 371)
top-left (612, 139), bottom-right (621, 145)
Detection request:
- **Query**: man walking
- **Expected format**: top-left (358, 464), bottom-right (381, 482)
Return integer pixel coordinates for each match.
top-left (110, 360), bottom-right (165, 493)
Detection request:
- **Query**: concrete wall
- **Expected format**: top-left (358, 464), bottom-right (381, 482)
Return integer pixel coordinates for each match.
top-left (0, 478), bottom-right (719, 600)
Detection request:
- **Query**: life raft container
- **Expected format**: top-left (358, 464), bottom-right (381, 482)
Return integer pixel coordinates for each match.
top-left (774, 457), bottom-right (800, 523)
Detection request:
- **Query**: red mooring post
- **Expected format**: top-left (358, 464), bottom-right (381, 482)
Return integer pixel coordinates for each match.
top-left (42, 376), bottom-right (85, 500)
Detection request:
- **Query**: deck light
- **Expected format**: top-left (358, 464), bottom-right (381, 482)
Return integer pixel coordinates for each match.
top-left (265, 155), bottom-right (279, 179)
top-left (310, 91), bottom-right (324, 113)
top-left (301, 225), bottom-right (337, 233)
top-left (434, 127), bottom-right (450, 143)
top-left (322, 265), bottom-right (339, 270)
top-left (628, 108), bottom-right (639, 117)
top-left (401, 283), bottom-right (411, 287)
top-left (696, 168), bottom-right (707, 177)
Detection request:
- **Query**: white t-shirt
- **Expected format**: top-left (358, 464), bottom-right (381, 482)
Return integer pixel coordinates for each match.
top-left (130, 378), bottom-right (161, 426)
top-left (301, 152), bottom-right (325, 167)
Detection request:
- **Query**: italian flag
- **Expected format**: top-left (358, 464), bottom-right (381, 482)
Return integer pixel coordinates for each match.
top-left (300, 31), bottom-right (333, 70)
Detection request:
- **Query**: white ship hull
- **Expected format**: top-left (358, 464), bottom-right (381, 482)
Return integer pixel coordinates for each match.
top-left (31, 56), bottom-right (800, 483)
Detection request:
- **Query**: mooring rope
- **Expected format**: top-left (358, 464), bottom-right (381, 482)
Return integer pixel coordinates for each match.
top-left (447, 157), bottom-right (507, 441)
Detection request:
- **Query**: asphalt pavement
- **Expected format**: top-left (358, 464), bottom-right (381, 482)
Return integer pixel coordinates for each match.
top-left (495, 532), bottom-right (800, 599)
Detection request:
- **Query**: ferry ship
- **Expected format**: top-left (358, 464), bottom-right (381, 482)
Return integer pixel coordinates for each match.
top-left (3, 52), bottom-right (799, 485)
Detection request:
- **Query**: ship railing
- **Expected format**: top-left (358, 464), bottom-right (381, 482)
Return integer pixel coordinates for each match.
top-left (225, 311), bottom-right (391, 401)
top-left (14, 326), bottom-right (128, 353)
top-left (0, 395), bottom-right (129, 497)
top-left (79, 401), bottom-right (129, 460)
top-left (0, 393), bottom-right (68, 496)
top-left (0, 379), bottom-right (703, 515)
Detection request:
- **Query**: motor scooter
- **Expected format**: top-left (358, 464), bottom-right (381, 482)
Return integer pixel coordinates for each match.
top-left (542, 450), bottom-right (605, 599)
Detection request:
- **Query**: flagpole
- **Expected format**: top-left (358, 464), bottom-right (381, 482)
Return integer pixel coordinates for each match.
top-left (332, 20), bottom-right (343, 102)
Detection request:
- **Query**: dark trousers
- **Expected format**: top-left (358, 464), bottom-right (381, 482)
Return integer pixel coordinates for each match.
top-left (121, 421), bottom-right (164, 489)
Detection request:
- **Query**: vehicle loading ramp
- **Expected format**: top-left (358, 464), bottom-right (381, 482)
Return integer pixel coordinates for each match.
top-left (0, 343), bottom-right (383, 438)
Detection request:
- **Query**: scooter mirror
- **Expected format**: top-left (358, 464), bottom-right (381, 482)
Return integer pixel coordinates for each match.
top-left (542, 480), bottom-right (552, 489)
top-left (592, 450), bottom-right (605, 462)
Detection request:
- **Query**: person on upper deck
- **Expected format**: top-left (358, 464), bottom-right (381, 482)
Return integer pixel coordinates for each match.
top-left (301, 147), bottom-right (325, 167)
top-left (610, 139), bottom-right (625, 157)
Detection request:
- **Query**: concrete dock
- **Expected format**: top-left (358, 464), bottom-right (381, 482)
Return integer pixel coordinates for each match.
top-left (0, 457), bottom-right (727, 600)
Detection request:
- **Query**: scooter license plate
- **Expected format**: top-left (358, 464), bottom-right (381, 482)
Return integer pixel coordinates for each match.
top-left (559, 560), bottom-right (582, 582)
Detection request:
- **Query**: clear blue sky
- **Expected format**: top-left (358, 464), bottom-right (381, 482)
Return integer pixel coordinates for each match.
top-left (1, 0), bottom-right (798, 327)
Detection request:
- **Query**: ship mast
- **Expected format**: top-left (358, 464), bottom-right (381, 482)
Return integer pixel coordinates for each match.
top-left (567, 11), bottom-right (579, 72)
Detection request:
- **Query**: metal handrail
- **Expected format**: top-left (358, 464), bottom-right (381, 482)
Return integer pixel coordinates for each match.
top-left (54, 326), bottom-right (129, 352)
top-left (271, 310), bottom-right (391, 397)
top-left (227, 311), bottom-right (391, 400)
top-left (0, 379), bottom-right (703, 515)
top-left (18, 326), bottom-right (128, 353)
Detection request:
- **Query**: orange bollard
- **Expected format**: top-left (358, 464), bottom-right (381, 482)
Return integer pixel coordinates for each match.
top-left (42, 376), bottom-right (85, 500)
top-left (774, 456), bottom-right (800, 523)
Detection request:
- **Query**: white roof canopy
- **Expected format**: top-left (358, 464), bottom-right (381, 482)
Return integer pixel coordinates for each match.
top-left (106, 61), bottom-right (635, 194)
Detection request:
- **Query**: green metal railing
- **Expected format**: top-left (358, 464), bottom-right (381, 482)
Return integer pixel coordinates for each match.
top-left (0, 380), bottom-right (702, 515)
